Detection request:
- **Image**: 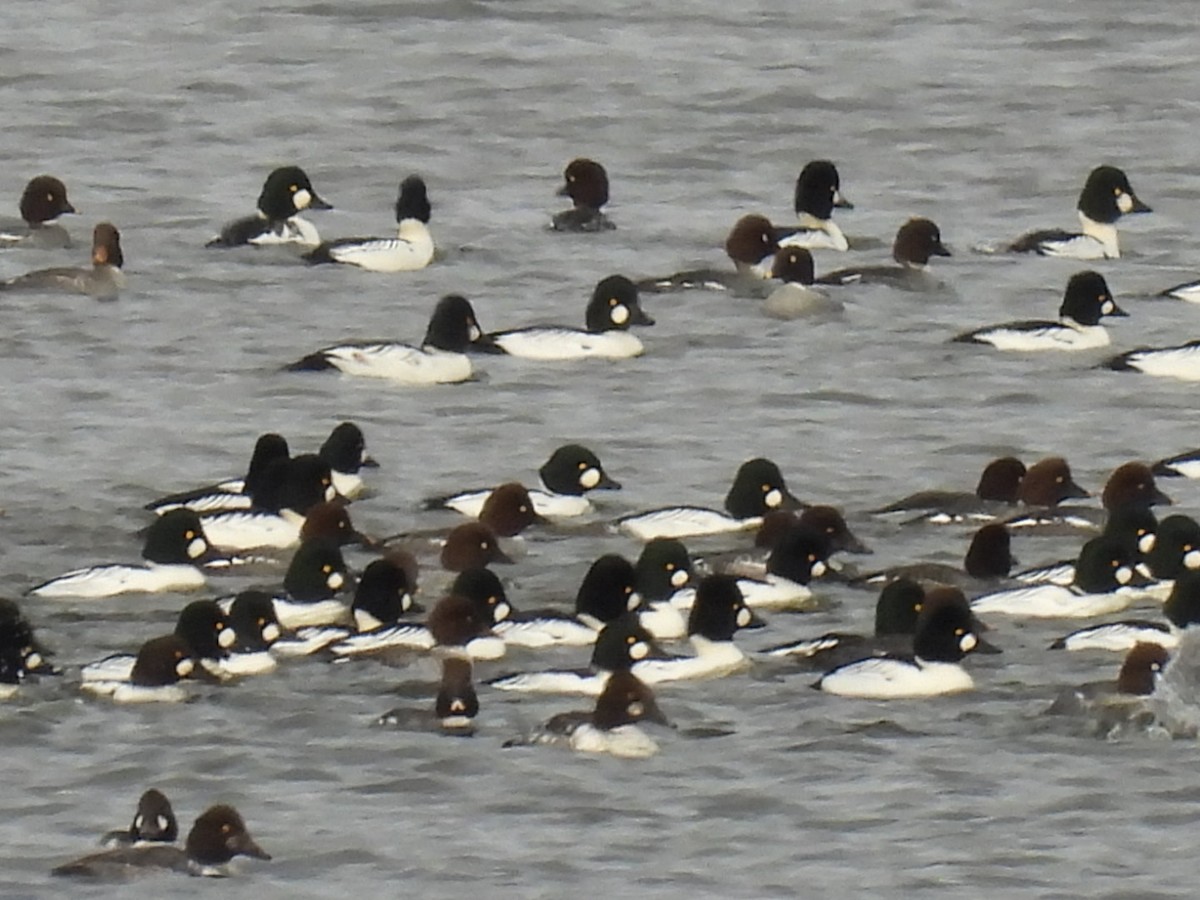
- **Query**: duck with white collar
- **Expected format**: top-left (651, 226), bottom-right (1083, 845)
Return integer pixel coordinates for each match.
top-left (304, 175), bottom-right (434, 272)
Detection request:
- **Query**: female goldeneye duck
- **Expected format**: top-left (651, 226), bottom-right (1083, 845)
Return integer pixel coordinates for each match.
top-left (426, 442), bottom-right (621, 519)
top-left (872, 456), bottom-right (1026, 523)
top-left (775, 160), bottom-right (854, 252)
top-left (512, 671), bottom-right (670, 759)
top-left (1046, 642), bottom-right (1170, 737)
top-left (487, 612), bottom-right (667, 695)
top-left (981, 455), bottom-right (1089, 530)
top-left (206, 165), bottom-right (332, 248)
top-left (100, 789), bottom-right (178, 848)
top-left (54, 803), bottom-right (270, 878)
top-left (815, 587), bottom-right (986, 699)
top-left (303, 175), bottom-right (435, 272)
top-left (28, 509), bottom-right (215, 599)
top-left (426, 592), bottom-right (505, 660)
top-left (1014, 505), bottom-right (1158, 587)
top-left (551, 158), bottom-right (615, 233)
top-left (636, 214), bottom-right (781, 293)
top-left (1049, 566), bottom-right (1200, 653)
top-left (145, 432), bottom-right (290, 516)
top-left (0, 175), bottom-right (76, 248)
top-left (1004, 460), bottom-right (1170, 533)
top-left (971, 533), bottom-right (1151, 618)
top-left (617, 456), bottom-right (803, 541)
top-left (477, 483), bottom-right (547, 537)
top-left (377, 656), bottom-right (480, 735)
top-left (488, 275), bottom-right (653, 361)
top-left (953, 270), bottom-right (1126, 352)
top-left (762, 247), bottom-right (843, 320)
top-left (0, 222), bottom-right (124, 299)
top-left (819, 217), bottom-right (951, 291)
top-left (858, 522), bottom-right (1016, 590)
top-left (285, 293), bottom-right (499, 385)
top-left (440, 521), bottom-right (513, 572)
top-left (1104, 338), bottom-right (1200, 382)
top-left (1007, 165), bottom-right (1151, 260)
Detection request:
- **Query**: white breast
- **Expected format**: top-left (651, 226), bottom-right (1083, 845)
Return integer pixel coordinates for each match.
top-left (318, 344), bottom-right (473, 384)
top-left (272, 597), bottom-right (350, 630)
top-left (220, 651), bottom-right (278, 676)
top-left (819, 657), bottom-right (974, 699)
top-left (329, 231), bottom-right (434, 272)
top-left (494, 328), bottom-right (644, 361)
top-left (777, 222), bottom-right (848, 252)
top-left (734, 574), bottom-right (816, 611)
top-left (570, 723), bottom-right (659, 758)
top-left (250, 216), bottom-right (321, 248)
top-left (632, 637), bottom-right (747, 684)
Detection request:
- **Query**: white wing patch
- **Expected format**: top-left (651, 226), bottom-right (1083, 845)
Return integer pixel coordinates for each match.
top-left (320, 344), bottom-right (473, 384)
top-left (494, 328), bottom-right (643, 361)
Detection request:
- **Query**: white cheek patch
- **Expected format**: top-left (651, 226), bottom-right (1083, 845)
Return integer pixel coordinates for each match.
top-left (1101, 300), bottom-right (1115, 315)
top-left (626, 591), bottom-right (642, 612)
top-left (1186, 549), bottom-right (1200, 570)
top-left (262, 623), bottom-right (281, 643)
top-left (630, 640), bottom-right (649, 660)
top-left (811, 560), bottom-right (827, 578)
top-left (328, 571), bottom-right (345, 590)
top-left (1116, 566), bottom-right (1132, 585)
top-left (294, 188), bottom-right (313, 210)
top-left (1139, 534), bottom-right (1156, 554)
top-left (494, 602), bottom-right (511, 622)
top-left (736, 607), bottom-right (752, 628)
top-left (450, 699), bottom-right (466, 713)
top-left (323, 484), bottom-right (337, 501)
top-left (176, 658), bottom-right (194, 677)
top-left (134, 815), bottom-right (145, 832)
top-left (156, 815), bottom-right (169, 832)
top-left (25, 652), bottom-right (42, 669)
top-left (218, 627), bottom-right (237, 649)
top-left (764, 488), bottom-right (783, 509)
top-left (628, 701), bottom-right (644, 717)
top-left (670, 569), bottom-right (689, 588)
top-left (960, 632), bottom-right (978, 653)
top-left (611, 304), bottom-right (630, 325)
top-left (1117, 192), bottom-right (1134, 214)
top-left (468, 324), bottom-right (481, 342)
top-left (579, 467), bottom-right (601, 489)
top-left (187, 538), bottom-right (207, 559)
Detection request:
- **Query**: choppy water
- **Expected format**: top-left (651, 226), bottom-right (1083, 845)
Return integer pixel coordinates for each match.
top-left (3, 0), bottom-right (1200, 896)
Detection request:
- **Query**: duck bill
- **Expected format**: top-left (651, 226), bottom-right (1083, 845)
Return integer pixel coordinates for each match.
top-left (741, 608), bottom-right (768, 630)
top-left (839, 533), bottom-right (872, 555)
top-left (834, 191), bottom-right (854, 210)
top-left (932, 242), bottom-right (952, 257)
top-left (230, 832), bottom-right (272, 861)
top-left (1108, 303), bottom-right (1130, 318)
top-left (1062, 482), bottom-right (1089, 502)
top-left (308, 193), bottom-right (333, 211)
top-left (555, 182), bottom-right (571, 197)
top-left (361, 456), bottom-right (380, 469)
top-left (630, 307), bottom-right (655, 327)
top-left (972, 635), bottom-right (1003, 655)
top-left (1151, 486), bottom-right (1172, 506)
top-left (493, 546), bottom-right (515, 565)
top-left (1129, 196), bottom-right (1152, 214)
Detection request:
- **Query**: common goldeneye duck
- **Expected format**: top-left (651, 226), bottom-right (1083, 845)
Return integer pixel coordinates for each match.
top-left (303, 174), bottom-right (435, 272)
top-left (206, 165), bottom-right (331, 248)
top-left (750, 505), bottom-right (871, 557)
top-left (0, 222), bottom-right (124, 299)
top-left (285, 293), bottom-right (499, 385)
top-left (872, 456), bottom-right (1026, 523)
top-left (971, 533), bottom-right (1151, 618)
top-left (1104, 338), bottom-right (1200, 381)
top-left (218, 590), bottom-right (282, 676)
top-left (636, 214), bottom-right (781, 293)
top-left (440, 521), bottom-right (513, 572)
top-left (762, 247), bottom-right (843, 320)
top-left (953, 270), bottom-right (1126, 351)
top-left (0, 597), bottom-right (60, 678)
top-left (475, 483), bottom-right (547, 537)
top-left (1014, 505), bottom-right (1158, 587)
top-left (616, 456), bottom-right (803, 541)
top-left (270, 539), bottom-right (354, 629)
top-left (975, 456), bottom-right (1088, 530)
top-left (492, 554), bottom-right (643, 647)
top-left (775, 160), bottom-right (854, 251)
top-left (1003, 461), bottom-right (1170, 532)
top-left (1049, 567), bottom-right (1200, 653)
top-left (318, 421), bottom-right (379, 498)
top-left (633, 538), bottom-right (694, 640)
top-left (1006, 165), bottom-right (1151, 259)
top-left (551, 158), bottom-right (615, 232)
top-left (1153, 446), bottom-right (1200, 479)
top-left (487, 612), bottom-right (667, 695)
top-left (28, 509), bottom-right (215, 599)
top-left (509, 671), bottom-right (669, 759)
top-left (86, 634), bottom-right (201, 704)
top-left (198, 455), bottom-right (340, 552)
top-left (1046, 642), bottom-right (1170, 736)
top-left (377, 656), bottom-right (480, 735)
top-left (100, 789), bottom-right (178, 848)
top-left (1158, 277), bottom-right (1200, 303)
top-left (689, 522), bottom-right (832, 612)
top-left (145, 432), bottom-right (290, 516)
top-left (426, 591), bottom-right (505, 660)
top-left (0, 175), bottom-right (76, 248)
top-left (488, 275), bottom-right (653, 361)
top-left (815, 587), bottom-right (987, 699)
top-left (857, 522), bottom-right (1016, 590)
top-left (819, 217), bottom-right (951, 291)
top-left (425, 443), bottom-right (621, 519)
top-left (54, 803), bottom-right (270, 878)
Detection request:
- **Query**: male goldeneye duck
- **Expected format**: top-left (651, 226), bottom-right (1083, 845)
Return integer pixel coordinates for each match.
top-left (971, 533), bottom-right (1151, 618)
top-left (762, 247), bottom-right (843, 320)
top-left (616, 456), bottom-right (803, 541)
top-left (1104, 338), bottom-right (1200, 382)
top-left (953, 270), bottom-right (1126, 352)
top-left (820, 218), bottom-right (951, 292)
top-left (872, 456), bottom-right (1026, 523)
top-left (633, 538), bottom-right (694, 640)
top-left (1158, 277), bottom-right (1200, 303)
top-left (220, 590), bottom-right (282, 676)
top-left (1153, 446), bottom-right (1200, 479)
top-left (1139, 513), bottom-right (1200, 591)
top-left (0, 598), bottom-right (60, 679)
top-left (775, 160), bottom-right (854, 251)
top-left (285, 293), bottom-right (499, 385)
top-left (685, 523), bottom-right (831, 612)
top-left (1003, 460), bottom-right (1169, 532)
top-left (0, 175), bottom-right (76, 248)
top-left (85, 635), bottom-right (201, 704)
top-left (100, 789), bottom-right (178, 848)
top-left (426, 591), bottom-right (505, 660)
top-left (0, 222), bottom-right (124, 300)
top-left (145, 432), bottom-right (291, 516)
top-left (197, 455), bottom-right (342, 552)
top-left (510, 671), bottom-right (669, 759)
top-left (636, 214), bottom-right (781, 293)
top-left (28, 509), bottom-right (215, 599)
top-left (304, 175), bottom-right (434, 272)
top-left (492, 554), bottom-right (644, 647)
top-left (488, 612), bottom-right (667, 695)
top-left (425, 443), bottom-right (621, 519)
top-left (318, 421), bottom-right (379, 499)
top-left (54, 803), bottom-right (270, 878)
top-left (206, 165), bottom-right (331, 248)
top-left (815, 587), bottom-right (987, 699)
top-left (270, 539), bottom-right (353, 629)
top-left (377, 656), bottom-right (480, 736)
top-left (489, 275), bottom-right (653, 361)
top-left (1007, 165), bottom-right (1151, 259)
top-left (1049, 567), bottom-right (1200, 653)
top-left (1014, 505), bottom-right (1158, 587)
top-left (551, 158), bottom-right (615, 232)
top-left (858, 522), bottom-right (1016, 590)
